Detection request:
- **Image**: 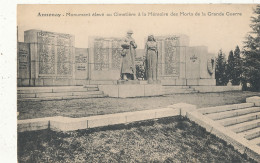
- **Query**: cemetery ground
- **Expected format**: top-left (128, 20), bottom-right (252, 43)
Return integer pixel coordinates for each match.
top-left (18, 91), bottom-right (260, 162)
top-left (18, 117), bottom-right (256, 162)
top-left (18, 91), bottom-right (260, 120)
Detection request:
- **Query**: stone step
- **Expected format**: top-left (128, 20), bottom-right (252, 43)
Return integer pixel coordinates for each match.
top-left (18, 94), bottom-right (107, 101)
top-left (184, 90), bottom-right (198, 93)
top-left (18, 88), bottom-right (53, 94)
top-left (163, 89), bottom-right (199, 95)
top-left (72, 91), bottom-right (104, 96)
top-left (226, 119), bottom-right (260, 133)
top-left (52, 87), bottom-right (98, 92)
top-left (217, 112), bottom-right (260, 127)
top-left (207, 107), bottom-right (260, 120)
top-left (248, 137), bottom-right (260, 146)
top-left (18, 91), bottom-right (104, 98)
top-left (237, 127), bottom-right (260, 140)
top-left (198, 103), bottom-right (254, 114)
top-left (83, 85), bottom-right (99, 88)
top-left (18, 86), bottom-right (98, 94)
top-left (163, 90), bottom-right (194, 94)
top-left (162, 86), bottom-right (192, 89)
top-left (18, 93), bottom-right (37, 98)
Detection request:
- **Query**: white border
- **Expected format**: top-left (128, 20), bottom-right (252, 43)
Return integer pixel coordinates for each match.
top-left (1, 0), bottom-right (260, 162)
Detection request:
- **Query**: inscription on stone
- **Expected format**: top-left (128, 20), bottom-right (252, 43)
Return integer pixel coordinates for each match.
top-left (75, 54), bottom-right (88, 71)
top-left (112, 39), bottom-right (123, 69)
top-left (155, 36), bottom-right (180, 77)
top-left (18, 43), bottom-right (30, 78)
top-left (37, 31), bottom-right (72, 46)
top-left (57, 46), bottom-right (72, 75)
top-left (164, 40), bottom-right (180, 76)
top-left (94, 40), bottom-right (109, 70)
top-left (38, 44), bottom-right (55, 74)
top-left (37, 32), bottom-right (56, 45)
top-left (93, 38), bottom-right (124, 71)
top-left (37, 31), bottom-right (74, 76)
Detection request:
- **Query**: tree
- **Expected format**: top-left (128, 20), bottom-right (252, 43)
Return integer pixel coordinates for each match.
top-left (215, 50), bottom-right (229, 86)
top-left (233, 46), bottom-right (242, 85)
top-left (227, 50), bottom-right (235, 83)
top-left (243, 5), bottom-right (260, 91)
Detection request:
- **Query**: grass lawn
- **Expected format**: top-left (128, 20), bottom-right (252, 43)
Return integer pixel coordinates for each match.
top-left (18, 117), bottom-right (256, 163)
top-left (18, 91), bottom-right (260, 120)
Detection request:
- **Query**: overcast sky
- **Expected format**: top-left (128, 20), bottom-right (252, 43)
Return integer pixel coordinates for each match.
top-left (17, 4), bottom-right (256, 56)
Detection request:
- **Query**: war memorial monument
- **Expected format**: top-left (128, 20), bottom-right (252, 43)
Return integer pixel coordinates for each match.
top-left (17, 29), bottom-right (239, 98)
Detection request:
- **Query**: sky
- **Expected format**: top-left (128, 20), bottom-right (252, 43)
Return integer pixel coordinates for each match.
top-left (17, 4), bottom-right (256, 56)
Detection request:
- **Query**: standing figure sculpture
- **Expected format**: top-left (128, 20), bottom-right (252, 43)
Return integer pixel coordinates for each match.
top-left (120, 30), bottom-right (137, 80)
top-left (145, 35), bottom-right (158, 83)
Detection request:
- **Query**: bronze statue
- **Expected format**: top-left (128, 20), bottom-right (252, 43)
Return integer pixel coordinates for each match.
top-left (120, 30), bottom-right (137, 80)
top-left (145, 35), bottom-right (158, 83)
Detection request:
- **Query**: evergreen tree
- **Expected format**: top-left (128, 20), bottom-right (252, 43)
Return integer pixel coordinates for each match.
top-left (243, 5), bottom-right (260, 91)
top-left (227, 50), bottom-right (235, 84)
top-left (215, 50), bottom-right (229, 86)
top-left (233, 46), bottom-right (242, 85)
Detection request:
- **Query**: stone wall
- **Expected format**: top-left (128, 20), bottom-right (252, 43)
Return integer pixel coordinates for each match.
top-left (18, 30), bottom-right (76, 86)
top-left (24, 30), bottom-right (75, 78)
top-left (17, 42), bottom-right (30, 80)
top-left (88, 37), bottom-right (124, 80)
top-left (155, 35), bottom-right (189, 80)
top-left (17, 30), bottom-right (216, 86)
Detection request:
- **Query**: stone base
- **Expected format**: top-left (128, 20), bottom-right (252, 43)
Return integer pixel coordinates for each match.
top-left (98, 84), bottom-right (163, 98)
top-left (191, 85), bottom-right (242, 92)
top-left (161, 78), bottom-right (216, 86)
top-left (246, 96), bottom-right (260, 106)
top-left (18, 78), bottom-right (216, 87)
top-left (117, 80), bottom-right (140, 85)
top-left (17, 79), bottom-right (120, 86)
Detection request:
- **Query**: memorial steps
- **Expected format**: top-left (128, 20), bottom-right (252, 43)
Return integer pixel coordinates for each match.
top-left (17, 85), bottom-right (107, 101)
top-left (197, 102), bottom-right (260, 148)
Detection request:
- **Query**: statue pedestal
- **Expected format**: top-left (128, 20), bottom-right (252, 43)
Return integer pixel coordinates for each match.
top-left (117, 80), bottom-right (140, 85)
top-left (98, 84), bottom-right (163, 98)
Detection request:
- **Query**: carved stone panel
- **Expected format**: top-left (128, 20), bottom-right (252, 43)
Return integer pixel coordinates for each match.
top-left (75, 48), bottom-right (89, 79)
top-left (57, 46), bottom-right (72, 75)
top-left (38, 44), bottom-right (55, 75)
top-left (93, 38), bottom-right (123, 71)
top-left (18, 42), bottom-right (30, 79)
top-left (35, 30), bottom-right (74, 77)
top-left (155, 35), bottom-right (181, 77)
top-left (94, 40), bottom-right (109, 70)
top-left (164, 40), bottom-right (180, 76)
top-left (112, 39), bottom-right (123, 69)
top-left (37, 31), bottom-right (56, 45)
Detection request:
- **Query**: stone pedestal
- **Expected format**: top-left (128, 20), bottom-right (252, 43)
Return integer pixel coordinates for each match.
top-left (117, 80), bottom-right (140, 85)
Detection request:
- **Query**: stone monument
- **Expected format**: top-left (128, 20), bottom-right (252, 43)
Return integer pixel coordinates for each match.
top-left (154, 34), bottom-right (215, 86)
top-left (17, 29), bottom-right (216, 87)
top-left (88, 37), bottom-right (123, 81)
top-left (120, 30), bottom-right (137, 80)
